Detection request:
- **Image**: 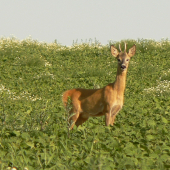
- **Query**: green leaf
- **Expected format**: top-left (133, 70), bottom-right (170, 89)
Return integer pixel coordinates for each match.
top-left (149, 153), bottom-right (159, 159)
top-left (13, 130), bottom-right (20, 136)
top-left (162, 145), bottom-right (170, 151)
top-left (160, 154), bottom-right (170, 161)
top-left (162, 116), bottom-right (168, 124)
top-left (26, 141), bottom-right (34, 148)
top-left (146, 135), bottom-right (155, 141)
top-left (21, 132), bottom-right (30, 139)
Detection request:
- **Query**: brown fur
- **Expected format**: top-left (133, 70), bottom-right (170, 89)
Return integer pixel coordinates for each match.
top-left (62, 44), bottom-right (136, 129)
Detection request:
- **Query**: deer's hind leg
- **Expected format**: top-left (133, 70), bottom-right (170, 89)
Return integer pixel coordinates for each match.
top-left (68, 103), bottom-right (81, 130)
top-left (75, 113), bottom-right (89, 127)
top-left (69, 110), bottom-right (80, 130)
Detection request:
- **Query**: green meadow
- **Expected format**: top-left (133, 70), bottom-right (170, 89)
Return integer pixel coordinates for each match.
top-left (0, 37), bottom-right (170, 169)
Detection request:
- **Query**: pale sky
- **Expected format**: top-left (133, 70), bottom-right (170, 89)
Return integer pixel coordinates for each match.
top-left (0, 0), bottom-right (170, 46)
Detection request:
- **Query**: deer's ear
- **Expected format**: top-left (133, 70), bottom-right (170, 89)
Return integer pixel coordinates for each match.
top-left (110, 45), bottom-right (119, 57)
top-left (128, 45), bottom-right (136, 57)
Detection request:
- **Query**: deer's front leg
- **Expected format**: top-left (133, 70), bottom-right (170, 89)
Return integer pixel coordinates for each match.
top-left (105, 112), bottom-right (111, 126)
top-left (104, 105), bottom-right (112, 126)
top-left (110, 114), bottom-right (117, 126)
top-left (110, 105), bottom-right (122, 126)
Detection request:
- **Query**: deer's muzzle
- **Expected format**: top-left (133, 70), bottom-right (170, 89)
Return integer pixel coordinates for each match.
top-left (121, 65), bottom-right (126, 70)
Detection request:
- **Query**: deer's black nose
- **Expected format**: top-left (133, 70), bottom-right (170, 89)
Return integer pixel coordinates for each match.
top-left (121, 65), bottom-right (126, 70)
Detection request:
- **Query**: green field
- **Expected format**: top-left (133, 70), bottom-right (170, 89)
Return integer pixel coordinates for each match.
top-left (0, 37), bottom-right (170, 169)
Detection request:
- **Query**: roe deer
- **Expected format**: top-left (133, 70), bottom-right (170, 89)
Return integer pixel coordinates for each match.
top-left (63, 43), bottom-right (136, 129)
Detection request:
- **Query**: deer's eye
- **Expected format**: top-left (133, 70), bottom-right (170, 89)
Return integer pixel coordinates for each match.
top-left (117, 59), bottom-right (121, 62)
top-left (126, 59), bottom-right (129, 61)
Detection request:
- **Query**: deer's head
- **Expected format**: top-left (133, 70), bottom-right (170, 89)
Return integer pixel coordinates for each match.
top-left (110, 43), bottom-right (136, 72)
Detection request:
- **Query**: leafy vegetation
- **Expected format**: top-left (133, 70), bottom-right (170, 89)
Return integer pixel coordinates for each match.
top-left (0, 37), bottom-right (170, 169)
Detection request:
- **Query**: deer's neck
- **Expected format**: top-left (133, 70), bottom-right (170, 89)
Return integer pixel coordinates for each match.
top-left (113, 67), bottom-right (127, 96)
